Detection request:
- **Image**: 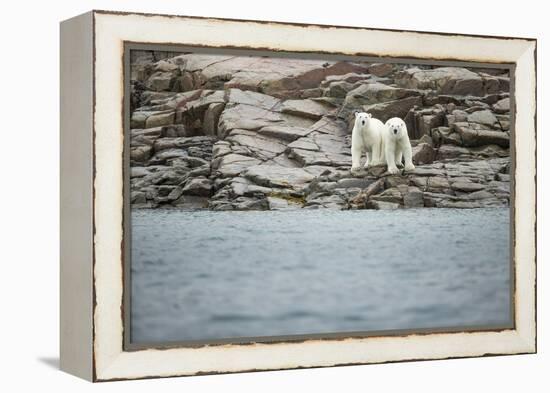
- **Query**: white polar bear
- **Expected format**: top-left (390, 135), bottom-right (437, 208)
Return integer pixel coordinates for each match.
top-left (351, 112), bottom-right (385, 171)
top-left (383, 117), bottom-right (415, 175)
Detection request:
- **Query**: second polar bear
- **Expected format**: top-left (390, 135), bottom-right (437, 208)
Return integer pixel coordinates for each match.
top-left (384, 117), bottom-right (415, 175)
top-left (351, 112), bottom-right (385, 171)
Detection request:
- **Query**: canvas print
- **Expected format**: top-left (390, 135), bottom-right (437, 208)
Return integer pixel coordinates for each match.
top-left (128, 49), bottom-right (512, 345)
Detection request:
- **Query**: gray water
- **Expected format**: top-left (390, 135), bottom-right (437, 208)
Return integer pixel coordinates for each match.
top-left (130, 208), bottom-right (511, 344)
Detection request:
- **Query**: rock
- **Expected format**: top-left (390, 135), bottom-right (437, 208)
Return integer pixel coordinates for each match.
top-left (153, 136), bottom-right (215, 152)
top-left (412, 143), bottom-right (436, 165)
top-left (145, 111), bottom-right (175, 128)
top-left (146, 71), bottom-right (177, 91)
top-left (364, 96), bottom-right (423, 123)
top-left (130, 145), bottom-right (152, 163)
top-left (267, 196), bottom-right (303, 210)
top-left (213, 154), bottom-right (262, 177)
top-left (493, 98), bottom-right (510, 114)
top-left (281, 99), bottom-right (336, 120)
top-left (495, 173), bottom-right (510, 182)
top-left (182, 177), bottom-right (212, 196)
top-left (467, 109), bottom-right (499, 128)
top-left (341, 83), bottom-right (421, 119)
top-left (348, 178), bottom-right (385, 209)
top-left (336, 178), bottom-right (373, 189)
top-left (368, 63), bottom-right (394, 77)
top-left (131, 112), bottom-right (149, 129)
top-left (431, 126), bottom-right (462, 146)
top-left (325, 81), bottom-right (357, 98)
top-left (244, 165), bottom-right (315, 189)
top-left (226, 89), bottom-right (281, 110)
top-left (452, 122), bottom-right (509, 147)
top-left (230, 177), bottom-right (272, 197)
top-left (188, 165), bottom-right (211, 177)
top-left (174, 195), bottom-right (209, 209)
top-left (305, 194), bottom-right (347, 209)
top-left (451, 181), bottom-right (486, 192)
top-left (203, 102), bottom-right (225, 136)
top-left (257, 125), bottom-right (311, 142)
top-left (160, 125), bottom-right (187, 137)
top-left (370, 187), bottom-right (403, 204)
top-left (395, 67), bottom-right (485, 96)
top-left (403, 187), bottom-right (424, 208)
top-left (131, 191), bottom-right (147, 204)
top-left (366, 200), bottom-right (400, 210)
top-left (130, 52), bottom-right (511, 211)
top-left (226, 129), bottom-right (287, 160)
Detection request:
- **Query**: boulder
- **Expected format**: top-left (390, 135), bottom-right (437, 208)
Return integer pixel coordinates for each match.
top-left (467, 109), bottom-right (500, 129)
top-left (182, 177), bottom-right (213, 196)
top-left (244, 165), bottom-right (315, 189)
top-left (493, 97), bottom-right (510, 114)
top-left (145, 111), bottom-right (175, 128)
top-left (395, 67), bottom-right (484, 96)
top-left (364, 96), bottom-right (423, 123)
top-left (281, 99), bottom-right (336, 120)
top-left (412, 143), bottom-right (436, 165)
top-left (452, 122), bottom-right (510, 147)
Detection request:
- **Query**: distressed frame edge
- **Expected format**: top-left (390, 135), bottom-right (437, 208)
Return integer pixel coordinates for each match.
top-left (90, 11), bottom-right (537, 382)
top-left (59, 11), bottom-right (95, 382)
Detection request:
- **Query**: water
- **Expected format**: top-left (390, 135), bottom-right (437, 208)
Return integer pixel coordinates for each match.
top-left (130, 208), bottom-right (511, 344)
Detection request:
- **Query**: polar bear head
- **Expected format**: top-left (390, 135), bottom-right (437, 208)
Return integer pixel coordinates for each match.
top-left (354, 111), bottom-right (372, 128)
top-left (385, 117), bottom-right (407, 139)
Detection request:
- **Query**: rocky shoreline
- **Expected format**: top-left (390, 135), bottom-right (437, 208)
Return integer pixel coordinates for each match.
top-left (129, 50), bottom-right (511, 210)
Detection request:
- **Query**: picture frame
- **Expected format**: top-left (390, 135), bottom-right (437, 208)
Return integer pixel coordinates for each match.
top-left (60, 10), bottom-right (537, 382)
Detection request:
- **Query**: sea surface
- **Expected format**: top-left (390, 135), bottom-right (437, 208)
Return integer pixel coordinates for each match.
top-left (130, 208), bottom-right (511, 344)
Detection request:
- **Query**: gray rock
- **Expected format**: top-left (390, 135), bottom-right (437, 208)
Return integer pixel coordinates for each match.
top-left (403, 187), bottom-right (424, 208)
top-left (213, 154), bottom-right (261, 177)
top-left (130, 145), bottom-right (152, 163)
top-left (145, 111), bottom-right (175, 128)
top-left (244, 165), bottom-right (315, 189)
top-left (412, 143), bottom-right (436, 165)
top-left (452, 122), bottom-right (509, 147)
top-left (336, 178), bottom-right (373, 189)
top-left (203, 102), bottom-right (225, 136)
top-left (182, 177), bottom-right (212, 196)
top-left (366, 200), bottom-right (400, 210)
top-left (267, 196), bottom-right (304, 210)
top-left (281, 99), bottom-right (336, 120)
top-left (395, 67), bottom-right (484, 96)
top-left (131, 112), bottom-right (149, 129)
top-left (451, 181), bottom-right (486, 192)
top-left (467, 109), bottom-right (499, 128)
top-left (364, 96), bottom-right (423, 123)
top-left (493, 98), bottom-right (510, 114)
top-left (146, 71), bottom-right (177, 91)
top-left (367, 63), bottom-right (394, 77)
top-left (257, 125), bottom-right (311, 142)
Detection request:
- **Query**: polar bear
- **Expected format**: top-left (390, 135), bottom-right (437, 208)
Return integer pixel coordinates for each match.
top-left (383, 117), bottom-right (415, 175)
top-left (351, 112), bottom-right (385, 171)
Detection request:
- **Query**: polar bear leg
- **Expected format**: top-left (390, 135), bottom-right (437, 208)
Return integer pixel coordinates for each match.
top-left (363, 151), bottom-right (370, 168)
top-left (351, 144), bottom-right (363, 171)
top-left (385, 139), bottom-right (399, 174)
top-left (370, 140), bottom-right (383, 166)
top-left (395, 150), bottom-right (403, 168)
top-left (402, 140), bottom-right (415, 171)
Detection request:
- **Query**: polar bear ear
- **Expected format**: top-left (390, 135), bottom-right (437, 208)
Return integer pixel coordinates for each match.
top-left (366, 113), bottom-right (372, 118)
top-left (353, 111), bottom-right (359, 117)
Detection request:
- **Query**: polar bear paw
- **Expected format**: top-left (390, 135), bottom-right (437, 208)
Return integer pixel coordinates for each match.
top-left (404, 163), bottom-right (416, 172)
top-left (387, 166), bottom-right (400, 175)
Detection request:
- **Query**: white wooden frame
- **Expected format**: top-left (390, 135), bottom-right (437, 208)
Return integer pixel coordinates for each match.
top-left (60, 10), bottom-right (537, 382)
